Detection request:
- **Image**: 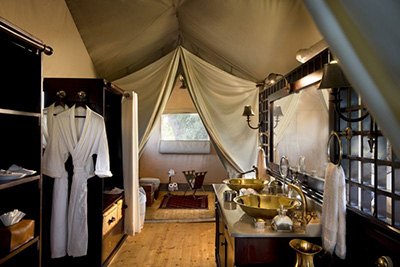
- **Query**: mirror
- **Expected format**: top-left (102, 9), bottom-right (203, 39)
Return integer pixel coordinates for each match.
top-left (271, 85), bottom-right (330, 179)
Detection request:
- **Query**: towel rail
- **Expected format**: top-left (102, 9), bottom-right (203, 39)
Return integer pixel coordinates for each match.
top-left (327, 131), bottom-right (343, 165)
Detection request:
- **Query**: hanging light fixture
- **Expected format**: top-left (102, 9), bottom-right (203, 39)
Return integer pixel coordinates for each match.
top-left (318, 60), bottom-right (350, 89)
top-left (265, 73), bottom-right (290, 91)
top-left (179, 75), bottom-right (187, 89)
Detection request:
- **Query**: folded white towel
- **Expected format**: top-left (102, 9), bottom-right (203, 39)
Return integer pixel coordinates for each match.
top-left (239, 188), bottom-right (259, 196)
top-left (104, 187), bottom-right (124, 195)
top-left (322, 163), bottom-right (346, 259)
top-left (8, 164), bottom-right (36, 176)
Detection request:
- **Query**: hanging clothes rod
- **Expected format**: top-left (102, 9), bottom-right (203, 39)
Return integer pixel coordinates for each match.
top-left (104, 80), bottom-right (124, 95)
top-left (0, 18), bottom-right (53, 55)
top-left (327, 131), bottom-right (343, 166)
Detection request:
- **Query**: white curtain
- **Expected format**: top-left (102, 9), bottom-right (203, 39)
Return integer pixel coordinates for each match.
top-left (304, 0), bottom-right (400, 156)
top-left (180, 47), bottom-right (259, 176)
top-left (121, 92), bottom-right (141, 235)
top-left (114, 49), bottom-right (181, 155)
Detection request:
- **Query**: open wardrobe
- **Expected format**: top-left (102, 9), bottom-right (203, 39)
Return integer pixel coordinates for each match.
top-left (42, 78), bottom-right (125, 266)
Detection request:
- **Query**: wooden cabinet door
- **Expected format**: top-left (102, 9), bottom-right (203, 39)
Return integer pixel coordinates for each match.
top-left (224, 229), bottom-right (234, 267)
top-left (216, 205), bottom-right (226, 267)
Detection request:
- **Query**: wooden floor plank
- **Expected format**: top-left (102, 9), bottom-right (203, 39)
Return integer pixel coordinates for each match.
top-left (109, 222), bottom-right (216, 267)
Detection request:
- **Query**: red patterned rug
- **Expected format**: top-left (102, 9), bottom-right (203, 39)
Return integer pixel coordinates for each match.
top-left (159, 195), bottom-right (208, 209)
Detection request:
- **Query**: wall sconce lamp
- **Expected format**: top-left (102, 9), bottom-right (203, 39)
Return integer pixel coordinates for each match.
top-left (318, 56), bottom-right (374, 151)
top-left (179, 75), bottom-right (187, 89)
top-left (318, 58), bottom-right (369, 123)
top-left (273, 105), bottom-right (284, 128)
top-left (242, 105), bottom-right (262, 130)
top-left (265, 73), bottom-right (290, 91)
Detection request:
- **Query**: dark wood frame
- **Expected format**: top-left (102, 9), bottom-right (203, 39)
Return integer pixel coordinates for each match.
top-left (264, 57), bottom-right (328, 197)
top-left (0, 17), bottom-right (53, 267)
top-left (332, 86), bottom-right (400, 265)
top-left (267, 70), bottom-right (323, 164)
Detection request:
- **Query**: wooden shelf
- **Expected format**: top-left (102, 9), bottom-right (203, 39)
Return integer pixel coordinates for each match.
top-left (0, 108), bottom-right (40, 117)
top-left (0, 236), bottom-right (39, 264)
top-left (0, 175), bottom-right (40, 190)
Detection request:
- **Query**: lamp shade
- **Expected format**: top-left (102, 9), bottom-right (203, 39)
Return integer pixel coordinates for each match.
top-left (318, 62), bottom-right (351, 89)
top-left (242, 105), bottom-right (255, 117)
top-left (274, 105), bottom-right (284, 117)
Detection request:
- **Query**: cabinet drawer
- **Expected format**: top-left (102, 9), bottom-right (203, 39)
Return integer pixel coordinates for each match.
top-left (103, 204), bottom-right (119, 235)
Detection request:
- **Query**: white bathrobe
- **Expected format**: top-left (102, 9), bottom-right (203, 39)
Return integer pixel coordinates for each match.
top-left (43, 103), bottom-right (69, 148)
top-left (43, 103), bottom-right (69, 258)
top-left (44, 105), bottom-right (112, 257)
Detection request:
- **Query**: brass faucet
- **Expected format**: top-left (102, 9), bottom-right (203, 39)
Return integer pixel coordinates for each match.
top-left (252, 165), bottom-right (259, 179)
top-left (288, 183), bottom-right (308, 226)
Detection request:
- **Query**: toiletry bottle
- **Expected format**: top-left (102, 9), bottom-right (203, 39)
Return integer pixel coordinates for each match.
top-left (271, 205), bottom-right (293, 232)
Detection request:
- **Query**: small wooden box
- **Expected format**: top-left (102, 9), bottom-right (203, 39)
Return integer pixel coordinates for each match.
top-left (0, 219), bottom-right (34, 252)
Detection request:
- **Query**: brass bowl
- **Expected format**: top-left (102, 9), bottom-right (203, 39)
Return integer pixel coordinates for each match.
top-left (223, 178), bottom-right (268, 192)
top-left (233, 194), bottom-right (301, 219)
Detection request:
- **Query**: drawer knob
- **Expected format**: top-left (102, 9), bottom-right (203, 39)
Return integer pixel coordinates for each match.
top-left (108, 217), bottom-right (116, 225)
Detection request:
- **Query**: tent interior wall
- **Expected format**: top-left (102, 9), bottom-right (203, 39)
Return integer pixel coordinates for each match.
top-left (1, 0), bottom-right (400, 266)
top-left (139, 78), bottom-right (228, 185)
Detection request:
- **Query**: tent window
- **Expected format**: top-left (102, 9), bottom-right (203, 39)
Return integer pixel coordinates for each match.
top-left (161, 113), bottom-right (209, 141)
top-left (159, 113), bottom-right (210, 154)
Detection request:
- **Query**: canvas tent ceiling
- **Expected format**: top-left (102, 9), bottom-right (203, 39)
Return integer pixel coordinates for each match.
top-left (65, 0), bottom-right (322, 82)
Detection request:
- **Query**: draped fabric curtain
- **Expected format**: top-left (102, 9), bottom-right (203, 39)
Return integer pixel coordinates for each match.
top-left (116, 47), bottom-right (259, 234)
top-left (304, 0), bottom-right (400, 156)
top-left (121, 92), bottom-right (140, 235)
top-left (114, 49), bottom-right (181, 155)
top-left (115, 45), bottom-right (259, 179)
top-left (180, 47), bottom-right (259, 176)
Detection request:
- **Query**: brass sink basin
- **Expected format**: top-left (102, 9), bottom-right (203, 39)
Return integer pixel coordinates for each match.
top-left (233, 194), bottom-right (301, 219)
top-left (223, 178), bottom-right (268, 192)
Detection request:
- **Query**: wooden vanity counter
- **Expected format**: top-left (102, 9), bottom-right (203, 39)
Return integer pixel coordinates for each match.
top-left (213, 184), bottom-right (321, 266)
